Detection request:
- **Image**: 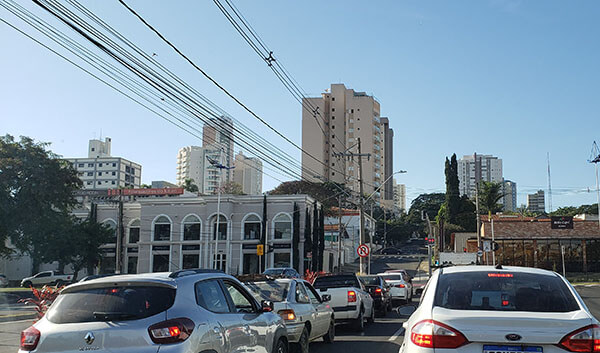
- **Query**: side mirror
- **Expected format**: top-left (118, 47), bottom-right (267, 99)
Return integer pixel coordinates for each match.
top-left (321, 294), bottom-right (331, 302)
top-left (397, 304), bottom-right (417, 317)
top-left (261, 300), bottom-right (274, 313)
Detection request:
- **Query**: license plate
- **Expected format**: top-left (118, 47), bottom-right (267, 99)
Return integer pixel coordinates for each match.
top-left (483, 345), bottom-right (543, 353)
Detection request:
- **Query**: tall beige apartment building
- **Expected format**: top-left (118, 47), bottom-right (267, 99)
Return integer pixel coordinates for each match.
top-left (302, 83), bottom-right (389, 200)
top-left (233, 152), bottom-right (263, 195)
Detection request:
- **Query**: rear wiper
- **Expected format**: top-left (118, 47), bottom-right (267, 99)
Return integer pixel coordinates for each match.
top-left (93, 312), bottom-right (136, 321)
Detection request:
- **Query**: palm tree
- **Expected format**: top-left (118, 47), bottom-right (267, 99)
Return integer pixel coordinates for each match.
top-left (479, 181), bottom-right (504, 215)
top-left (183, 178), bottom-right (199, 193)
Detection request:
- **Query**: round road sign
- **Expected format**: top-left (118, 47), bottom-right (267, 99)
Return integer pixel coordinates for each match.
top-left (357, 244), bottom-right (370, 258)
top-left (477, 249), bottom-right (483, 257)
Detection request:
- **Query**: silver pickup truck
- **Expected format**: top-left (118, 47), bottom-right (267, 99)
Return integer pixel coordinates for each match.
top-left (21, 271), bottom-right (73, 287)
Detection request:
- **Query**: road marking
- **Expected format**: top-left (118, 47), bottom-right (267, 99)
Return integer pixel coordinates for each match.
top-left (0, 319), bottom-right (34, 325)
top-left (388, 327), bottom-right (405, 341)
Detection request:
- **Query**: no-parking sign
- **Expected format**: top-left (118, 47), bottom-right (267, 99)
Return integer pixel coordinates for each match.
top-left (357, 244), bottom-right (370, 258)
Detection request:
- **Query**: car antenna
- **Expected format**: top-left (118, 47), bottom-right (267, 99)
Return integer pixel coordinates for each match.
top-left (495, 264), bottom-right (503, 270)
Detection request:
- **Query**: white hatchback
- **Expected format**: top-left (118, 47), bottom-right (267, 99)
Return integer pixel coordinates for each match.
top-left (399, 266), bottom-right (599, 353)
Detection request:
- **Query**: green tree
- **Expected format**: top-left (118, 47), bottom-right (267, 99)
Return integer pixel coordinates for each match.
top-left (551, 204), bottom-right (599, 217)
top-left (69, 217), bottom-right (114, 277)
top-left (182, 178), bottom-right (199, 193)
top-left (269, 180), bottom-right (351, 215)
top-left (0, 135), bottom-right (81, 270)
top-left (479, 181), bottom-right (504, 215)
top-left (444, 154), bottom-right (461, 224)
top-left (217, 181), bottom-right (245, 195)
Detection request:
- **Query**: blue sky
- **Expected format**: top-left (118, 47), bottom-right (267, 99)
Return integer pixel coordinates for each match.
top-left (1, 1), bottom-right (599, 209)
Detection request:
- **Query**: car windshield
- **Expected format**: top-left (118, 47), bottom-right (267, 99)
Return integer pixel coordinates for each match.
top-left (263, 269), bottom-right (285, 276)
top-left (380, 274), bottom-right (403, 281)
top-left (244, 281), bottom-right (289, 302)
top-left (434, 271), bottom-right (580, 312)
top-left (313, 275), bottom-right (360, 289)
top-left (46, 286), bottom-right (176, 323)
top-left (359, 276), bottom-right (381, 286)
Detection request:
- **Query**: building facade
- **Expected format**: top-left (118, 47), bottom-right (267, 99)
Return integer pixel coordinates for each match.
top-left (502, 179), bottom-right (518, 212)
top-left (301, 83), bottom-right (387, 200)
top-left (202, 116), bottom-right (235, 182)
top-left (380, 117), bottom-right (394, 201)
top-left (527, 190), bottom-right (546, 214)
top-left (393, 180), bottom-right (406, 213)
top-left (233, 152), bottom-right (263, 195)
top-left (176, 145), bottom-right (227, 195)
top-left (458, 154), bottom-right (503, 198)
top-left (67, 138), bottom-right (141, 190)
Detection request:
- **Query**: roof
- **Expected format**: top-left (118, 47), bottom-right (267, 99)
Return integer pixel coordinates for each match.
top-left (441, 265), bottom-right (558, 277)
top-left (481, 217), bottom-right (600, 239)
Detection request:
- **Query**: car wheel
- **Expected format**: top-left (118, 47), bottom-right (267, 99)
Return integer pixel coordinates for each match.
top-left (323, 320), bottom-right (335, 343)
top-left (352, 307), bottom-right (365, 332)
top-left (55, 280), bottom-right (64, 287)
top-left (22, 281), bottom-right (32, 288)
top-left (275, 338), bottom-right (288, 353)
top-left (292, 327), bottom-right (309, 353)
top-left (367, 305), bottom-right (375, 324)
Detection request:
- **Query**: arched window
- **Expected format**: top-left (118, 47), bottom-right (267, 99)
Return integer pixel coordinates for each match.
top-left (183, 215), bottom-right (201, 241)
top-left (243, 214), bottom-right (261, 240)
top-left (273, 214), bottom-right (292, 240)
top-left (212, 215), bottom-right (227, 240)
top-left (103, 219), bottom-right (117, 244)
top-left (128, 219), bottom-right (140, 244)
top-left (153, 215), bottom-right (171, 241)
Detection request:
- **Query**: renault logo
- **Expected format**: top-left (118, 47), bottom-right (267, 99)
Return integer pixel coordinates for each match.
top-left (506, 333), bottom-right (522, 341)
top-left (84, 332), bottom-right (95, 345)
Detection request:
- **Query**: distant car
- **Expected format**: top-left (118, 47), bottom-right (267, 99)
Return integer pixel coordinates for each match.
top-left (0, 274), bottom-right (8, 288)
top-left (241, 275), bottom-right (335, 353)
top-left (21, 271), bottom-right (73, 287)
top-left (77, 273), bottom-right (118, 282)
top-left (358, 275), bottom-right (392, 316)
top-left (263, 267), bottom-right (301, 278)
top-left (384, 269), bottom-right (413, 285)
top-left (378, 272), bottom-right (412, 303)
top-left (400, 266), bottom-right (598, 353)
top-left (19, 269), bottom-right (288, 353)
top-left (381, 247), bottom-right (401, 255)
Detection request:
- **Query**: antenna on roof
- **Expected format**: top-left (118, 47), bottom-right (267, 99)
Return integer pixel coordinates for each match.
top-left (547, 152), bottom-right (553, 213)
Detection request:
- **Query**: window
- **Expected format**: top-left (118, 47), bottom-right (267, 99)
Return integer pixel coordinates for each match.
top-left (88, 163), bottom-right (93, 167)
top-left (98, 172), bottom-right (102, 176)
top-left (195, 280), bottom-right (229, 313)
top-left (213, 254), bottom-right (226, 271)
top-left (332, 125), bottom-right (335, 129)
top-left (112, 163), bottom-right (116, 167)
top-left (112, 181), bottom-right (115, 185)
top-left (129, 220), bottom-right (140, 244)
top-left (153, 216), bottom-right (171, 241)
top-left (78, 163), bottom-right (84, 167)
top-left (87, 172), bottom-right (93, 176)
top-left (273, 214), bottom-right (292, 239)
top-left (332, 116), bottom-right (335, 120)
top-left (91, 147), bottom-right (95, 151)
top-left (304, 283), bottom-right (322, 304)
top-left (332, 144), bottom-right (335, 148)
top-left (112, 171), bottom-right (116, 176)
top-left (99, 163), bottom-right (102, 167)
top-left (351, 109), bottom-right (354, 113)
top-left (244, 215), bottom-right (261, 240)
top-left (331, 97), bottom-right (335, 101)
top-left (103, 220), bottom-right (117, 243)
top-left (87, 181), bottom-right (92, 185)
top-left (295, 282), bottom-right (310, 303)
top-left (183, 215), bottom-right (201, 241)
top-left (274, 253), bottom-right (291, 267)
top-left (183, 254), bottom-right (199, 269)
top-left (152, 254), bottom-right (169, 272)
top-left (224, 281), bottom-right (255, 313)
top-left (98, 181), bottom-right (102, 185)
top-left (212, 215), bottom-right (227, 240)
top-left (127, 256), bottom-right (138, 274)
top-left (332, 108), bottom-right (335, 112)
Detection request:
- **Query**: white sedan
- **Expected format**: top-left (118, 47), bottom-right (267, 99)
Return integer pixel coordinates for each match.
top-left (400, 265), bottom-right (599, 353)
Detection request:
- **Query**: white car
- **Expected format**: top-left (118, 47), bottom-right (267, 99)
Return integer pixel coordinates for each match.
top-left (378, 272), bottom-right (412, 303)
top-left (399, 265), bottom-right (599, 353)
top-left (313, 274), bottom-right (374, 331)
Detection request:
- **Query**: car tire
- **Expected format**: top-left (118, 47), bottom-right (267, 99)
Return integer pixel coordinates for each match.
top-left (22, 281), bottom-right (32, 288)
top-left (323, 319), bottom-right (335, 343)
top-left (352, 307), bottom-right (365, 332)
top-left (367, 306), bottom-right (375, 324)
top-left (292, 327), bottom-right (309, 353)
top-left (275, 338), bottom-right (288, 353)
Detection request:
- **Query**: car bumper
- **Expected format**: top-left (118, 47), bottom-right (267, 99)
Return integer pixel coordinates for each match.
top-left (284, 322), bottom-right (304, 343)
top-left (372, 297), bottom-right (387, 310)
top-left (332, 305), bottom-right (359, 321)
top-left (390, 287), bottom-right (408, 299)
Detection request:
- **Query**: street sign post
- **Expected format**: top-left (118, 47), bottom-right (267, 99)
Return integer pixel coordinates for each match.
top-left (357, 244), bottom-right (370, 258)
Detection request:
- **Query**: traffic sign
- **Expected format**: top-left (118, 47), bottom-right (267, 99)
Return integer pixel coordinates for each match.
top-left (477, 249), bottom-right (483, 257)
top-left (256, 244), bottom-right (264, 256)
top-left (357, 244), bottom-right (370, 258)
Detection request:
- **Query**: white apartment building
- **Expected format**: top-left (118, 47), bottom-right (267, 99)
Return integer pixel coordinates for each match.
top-left (458, 154), bottom-right (503, 199)
top-left (176, 146), bottom-right (227, 194)
top-left (301, 83), bottom-right (388, 200)
top-left (393, 180), bottom-right (406, 213)
top-left (203, 116), bottom-right (235, 183)
top-left (502, 179), bottom-right (518, 212)
top-left (67, 138), bottom-right (141, 190)
top-left (527, 190), bottom-right (546, 214)
top-left (233, 151), bottom-right (263, 195)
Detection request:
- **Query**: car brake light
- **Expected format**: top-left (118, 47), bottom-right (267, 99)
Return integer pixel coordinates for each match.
top-left (348, 290), bottom-right (357, 303)
top-left (395, 284), bottom-right (405, 288)
top-left (488, 273), bottom-right (513, 278)
top-left (20, 326), bottom-right (40, 351)
top-left (410, 320), bottom-right (468, 349)
top-left (375, 288), bottom-right (382, 293)
top-left (278, 309), bottom-right (296, 321)
top-left (559, 325), bottom-right (600, 352)
top-left (148, 318), bottom-right (195, 344)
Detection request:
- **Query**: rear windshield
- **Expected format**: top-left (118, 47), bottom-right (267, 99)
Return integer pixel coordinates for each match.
top-left (434, 272), bottom-right (580, 312)
top-left (359, 276), bottom-right (380, 286)
top-left (46, 286), bottom-right (176, 323)
top-left (244, 281), bottom-right (289, 302)
top-left (380, 274), bottom-right (403, 281)
top-left (263, 269), bottom-right (285, 276)
top-left (313, 275), bottom-right (360, 289)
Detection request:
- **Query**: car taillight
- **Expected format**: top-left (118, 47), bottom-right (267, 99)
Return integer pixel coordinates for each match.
top-left (410, 320), bottom-right (468, 349)
top-left (278, 309), bottom-right (297, 321)
top-left (559, 325), bottom-right (600, 352)
top-left (20, 326), bottom-right (40, 351)
top-left (375, 288), bottom-right (382, 294)
top-left (395, 284), bottom-right (405, 288)
top-left (348, 290), bottom-right (357, 303)
top-left (148, 317), bottom-right (195, 344)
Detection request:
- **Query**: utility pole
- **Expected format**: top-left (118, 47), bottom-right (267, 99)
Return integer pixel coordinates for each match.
top-left (474, 152), bottom-right (481, 263)
top-left (207, 150), bottom-right (234, 272)
top-left (115, 195), bottom-right (124, 274)
top-left (369, 203), bottom-right (374, 275)
top-left (337, 195), bottom-right (343, 272)
top-left (590, 142), bottom-right (600, 230)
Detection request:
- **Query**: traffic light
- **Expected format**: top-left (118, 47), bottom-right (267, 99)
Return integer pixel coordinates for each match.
top-left (492, 241), bottom-right (500, 251)
top-left (425, 237), bottom-right (435, 245)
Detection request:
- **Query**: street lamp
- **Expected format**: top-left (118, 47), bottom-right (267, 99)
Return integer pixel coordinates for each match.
top-left (207, 150), bottom-right (234, 272)
top-left (364, 170), bottom-right (407, 204)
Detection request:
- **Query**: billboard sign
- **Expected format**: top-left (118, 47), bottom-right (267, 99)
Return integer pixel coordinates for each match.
top-left (551, 216), bottom-right (573, 229)
top-left (108, 188), bottom-right (184, 196)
